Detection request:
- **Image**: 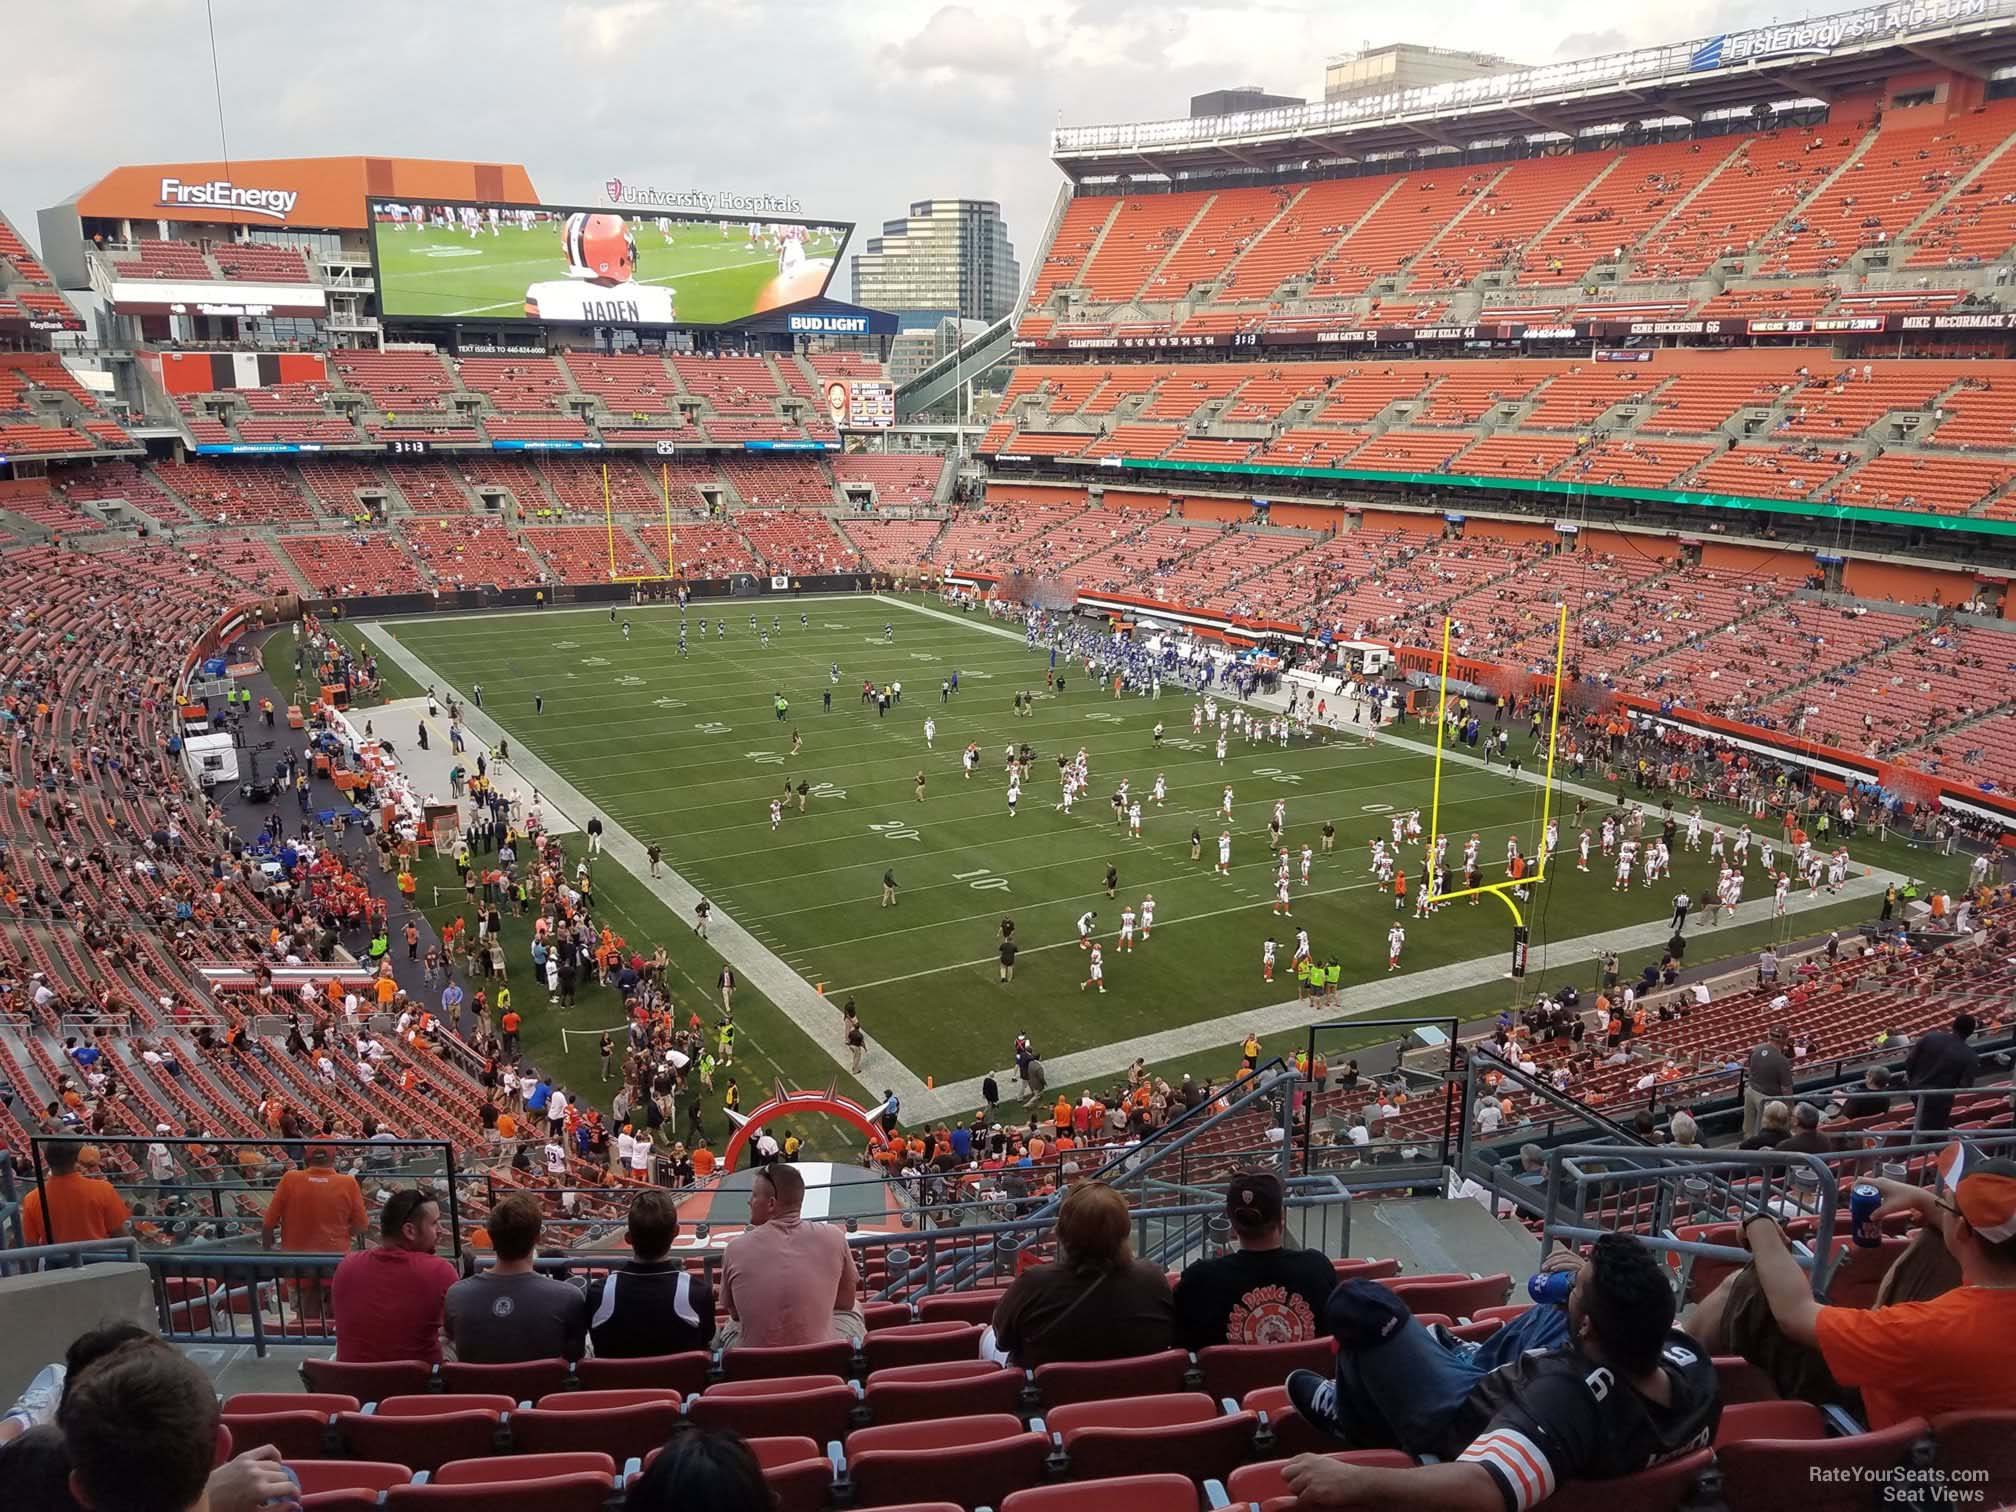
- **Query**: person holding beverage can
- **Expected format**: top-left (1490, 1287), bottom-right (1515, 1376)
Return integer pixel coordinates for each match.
top-left (1686, 1155), bottom-right (2016, 1431)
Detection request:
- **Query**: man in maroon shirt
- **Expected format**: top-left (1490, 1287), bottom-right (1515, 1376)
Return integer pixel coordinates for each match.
top-left (331, 1190), bottom-right (459, 1363)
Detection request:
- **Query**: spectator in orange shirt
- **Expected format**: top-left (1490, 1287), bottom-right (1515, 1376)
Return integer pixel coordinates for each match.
top-left (1694, 1159), bottom-right (2016, 1429)
top-left (691, 1143), bottom-right (716, 1178)
top-left (374, 974), bottom-right (398, 1010)
top-left (19, 1141), bottom-right (130, 1247)
top-left (262, 1145), bottom-right (367, 1254)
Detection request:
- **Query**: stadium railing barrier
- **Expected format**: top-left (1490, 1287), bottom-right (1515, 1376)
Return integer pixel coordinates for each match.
top-left (24, 1134), bottom-right (463, 1252)
top-left (1535, 1129), bottom-right (2016, 1301)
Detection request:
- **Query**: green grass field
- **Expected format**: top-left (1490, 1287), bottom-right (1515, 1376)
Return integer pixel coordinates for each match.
top-left (369, 596), bottom-right (1967, 1111)
top-left (373, 219), bottom-right (845, 325)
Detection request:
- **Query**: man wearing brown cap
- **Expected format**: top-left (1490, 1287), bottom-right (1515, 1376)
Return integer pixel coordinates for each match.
top-left (1690, 1153), bottom-right (2016, 1427)
top-left (1172, 1170), bottom-right (1338, 1347)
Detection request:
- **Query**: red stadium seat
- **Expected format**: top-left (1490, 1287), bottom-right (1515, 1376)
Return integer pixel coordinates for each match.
top-left (844, 1412), bottom-right (1049, 1509)
top-left (433, 1453), bottom-right (615, 1482)
top-left (286, 1460), bottom-right (413, 1512)
top-left (1226, 1449), bottom-right (1416, 1506)
top-left (1531, 1448), bottom-right (1716, 1512)
top-left (1823, 1236), bottom-right (1911, 1309)
top-left (1713, 1355), bottom-right (1782, 1404)
top-left (744, 1435), bottom-right (836, 1512)
top-left (437, 1357), bottom-right (570, 1401)
top-left (865, 1360), bottom-right (1027, 1424)
top-left (721, 1339), bottom-right (856, 1381)
top-left (1387, 1274), bottom-right (1512, 1318)
top-left (1930, 1411), bottom-right (2016, 1508)
top-left (509, 1390), bottom-right (683, 1460)
top-left (1241, 1384), bottom-right (1336, 1457)
top-left (864, 1300), bottom-right (916, 1331)
top-left (220, 1393), bottom-right (358, 1460)
top-left (1046, 1392), bottom-right (1259, 1484)
top-left (862, 1321), bottom-right (986, 1373)
top-left (1197, 1339), bottom-right (1335, 1404)
top-left (384, 1452), bottom-right (613, 1511)
top-left (301, 1358), bottom-right (432, 1401)
top-left (999, 1473), bottom-right (1201, 1511)
top-left (1331, 1258), bottom-right (1402, 1281)
top-left (1716, 1418), bottom-right (1934, 1512)
top-left (1034, 1349), bottom-right (1191, 1407)
top-left (687, 1375), bottom-right (856, 1444)
top-left (1716, 1398), bottom-right (1826, 1444)
top-left (1447, 1318), bottom-right (1504, 1343)
top-left (571, 1350), bottom-right (710, 1394)
top-left (916, 1289), bottom-right (1010, 1325)
top-left (335, 1395), bottom-right (511, 1472)
top-left (225, 1392), bottom-right (361, 1415)
top-left (220, 1410), bottom-right (336, 1462)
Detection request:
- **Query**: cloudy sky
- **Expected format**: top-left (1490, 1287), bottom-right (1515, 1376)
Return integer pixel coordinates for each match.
top-left (7, 0), bottom-right (1791, 297)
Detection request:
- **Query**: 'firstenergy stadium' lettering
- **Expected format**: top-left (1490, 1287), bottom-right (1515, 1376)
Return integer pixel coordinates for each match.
top-left (156, 178), bottom-right (300, 221)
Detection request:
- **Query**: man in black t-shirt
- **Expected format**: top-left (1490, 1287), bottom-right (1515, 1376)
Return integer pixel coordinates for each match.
top-left (583, 1189), bottom-right (715, 1358)
top-left (1173, 1171), bottom-right (1337, 1348)
top-left (1284, 1235), bottom-right (1719, 1510)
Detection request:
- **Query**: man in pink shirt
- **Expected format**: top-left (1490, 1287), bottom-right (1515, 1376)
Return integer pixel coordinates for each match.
top-left (717, 1163), bottom-right (860, 1347)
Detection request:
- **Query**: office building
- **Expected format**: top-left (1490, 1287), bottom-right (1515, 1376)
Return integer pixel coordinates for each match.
top-left (850, 199), bottom-right (1020, 325)
top-left (1324, 43), bottom-right (1518, 103)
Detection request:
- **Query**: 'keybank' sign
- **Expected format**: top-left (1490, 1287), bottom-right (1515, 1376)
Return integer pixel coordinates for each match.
top-left (157, 178), bottom-right (300, 221)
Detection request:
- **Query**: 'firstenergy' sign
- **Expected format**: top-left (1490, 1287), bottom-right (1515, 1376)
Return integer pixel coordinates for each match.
top-left (156, 178), bottom-right (300, 221)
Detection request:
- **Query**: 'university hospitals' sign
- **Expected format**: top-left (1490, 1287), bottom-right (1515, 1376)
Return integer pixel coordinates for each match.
top-left (602, 178), bottom-right (804, 216)
top-left (1691, 0), bottom-right (1991, 68)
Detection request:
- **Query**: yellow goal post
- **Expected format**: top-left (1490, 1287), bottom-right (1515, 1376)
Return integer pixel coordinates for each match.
top-left (1420, 601), bottom-right (1570, 942)
top-left (602, 461), bottom-right (683, 584)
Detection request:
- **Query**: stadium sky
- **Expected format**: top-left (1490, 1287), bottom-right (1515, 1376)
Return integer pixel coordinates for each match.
top-left (10, 0), bottom-right (1776, 302)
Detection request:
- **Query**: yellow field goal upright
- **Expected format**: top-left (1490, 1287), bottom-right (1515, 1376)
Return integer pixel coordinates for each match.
top-left (602, 461), bottom-right (683, 584)
top-left (1421, 602), bottom-right (1570, 971)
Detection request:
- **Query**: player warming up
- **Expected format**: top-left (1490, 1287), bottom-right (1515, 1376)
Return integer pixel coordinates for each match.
top-left (1080, 942), bottom-right (1106, 994)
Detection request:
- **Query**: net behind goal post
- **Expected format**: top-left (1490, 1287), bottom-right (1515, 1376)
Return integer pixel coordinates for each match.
top-left (601, 460), bottom-right (684, 585)
top-left (559, 1025), bottom-right (630, 1056)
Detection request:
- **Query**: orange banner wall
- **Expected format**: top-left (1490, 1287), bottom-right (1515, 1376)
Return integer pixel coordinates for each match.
top-left (75, 158), bottom-right (538, 231)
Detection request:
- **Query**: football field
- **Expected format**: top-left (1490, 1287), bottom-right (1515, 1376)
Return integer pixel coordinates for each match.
top-left (367, 595), bottom-right (1952, 1105)
top-left (373, 220), bottom-right (845, 324)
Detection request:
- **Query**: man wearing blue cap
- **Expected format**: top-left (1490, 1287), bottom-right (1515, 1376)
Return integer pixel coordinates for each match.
top-left (1282, 1234), bottom-right (1719, 1509)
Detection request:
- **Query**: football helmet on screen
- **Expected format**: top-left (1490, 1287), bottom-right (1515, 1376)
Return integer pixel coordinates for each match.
top-left (562, 212), bottom-right (638, 283)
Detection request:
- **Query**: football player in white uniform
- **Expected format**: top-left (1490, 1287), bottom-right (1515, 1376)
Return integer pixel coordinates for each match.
top-left (524, 213), bottom-right (674, 325)
top-left (777, 222), bottom-right (809, 275)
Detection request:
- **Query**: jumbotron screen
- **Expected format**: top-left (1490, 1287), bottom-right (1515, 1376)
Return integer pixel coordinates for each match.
top-left (366, 200), bottom-right (850, 328)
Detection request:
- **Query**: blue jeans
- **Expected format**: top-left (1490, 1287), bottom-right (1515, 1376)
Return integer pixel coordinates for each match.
top-left (1330, 1285), bottom-right (1570, 1453)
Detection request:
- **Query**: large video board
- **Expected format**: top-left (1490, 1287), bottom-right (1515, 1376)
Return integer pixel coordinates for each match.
top-left (368, 200), bottom-right (850, 328)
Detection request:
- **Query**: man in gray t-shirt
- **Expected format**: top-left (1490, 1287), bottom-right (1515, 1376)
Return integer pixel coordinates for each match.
top-left (1743, 1023), bottom-right (1796, 1141)
top-left (443, 1193), bottom-right (587, 1363)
